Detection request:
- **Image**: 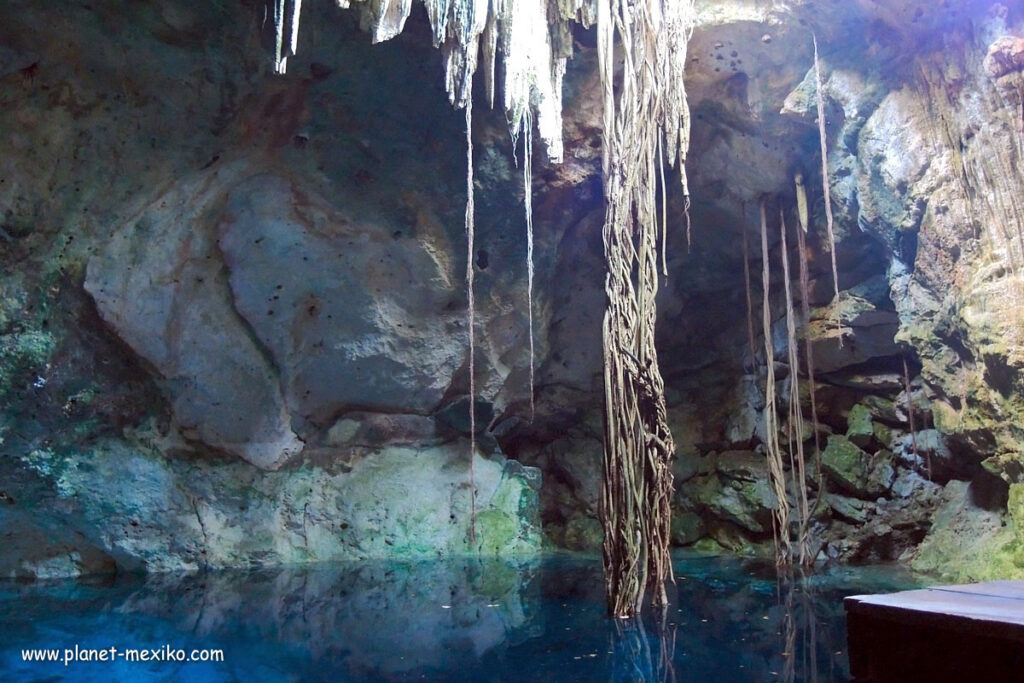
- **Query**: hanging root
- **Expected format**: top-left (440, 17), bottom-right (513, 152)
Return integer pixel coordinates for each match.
top-left (598, 0), bottom-right (693, 617)
top-left (903, 356), bottom-right (926, 480)
top-left (465, 99), bottom-right (477, 546)
top-left (685, 197), bottom-right (692, 253)
top-left (812, 34), bottom-right (842, 344)
top-left (761, 200), bottom-right (792, 566)
top-left (742, 202), bottom-right (757, 367)
top-left (780, 208), bottom-right (812, 566)
top-left (795, 175), bottom-right (823, 488)
top-left (659, 136), bottom-right (669, 278)
top-left (521, 112), bottom-right (537, 421)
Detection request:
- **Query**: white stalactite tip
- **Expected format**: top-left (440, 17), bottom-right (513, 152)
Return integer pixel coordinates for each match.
top-left (268, 0), bottom-right (572, 162)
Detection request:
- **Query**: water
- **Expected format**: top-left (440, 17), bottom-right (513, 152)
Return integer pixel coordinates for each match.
top-left (1, 552), bottom-right (922, 682)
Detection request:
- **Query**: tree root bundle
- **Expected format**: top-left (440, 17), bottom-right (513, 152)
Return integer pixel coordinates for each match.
top-left (598, 0), bottom-right (695, 617)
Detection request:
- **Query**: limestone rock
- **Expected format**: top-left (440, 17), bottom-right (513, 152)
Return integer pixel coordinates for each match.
top-left (984, 35), bottom-right (1024, 79)
top-left (809, 296), bottom-right (901, 374)
top-left (862, 396), bottom-right (900, 424)
top-left (7, 437), bottom-right (541, 574)
top-left (891, 468), bottom-right (938, 499)
top-left (563, 514), bottom-right (603, 551)
top-left (827, 484), bottom-right (940, 563)
top-left (715, 450), bottom-right (768, 482)
top-left (845, 404), bottom-right (876, 448)
top-left (324, 412), bottom-right (440, 448)
top-left (911, 480), bottom-right (1024, 581)
top-left (85, 167), bottom-right (304, 470)
top-left (219, 173), bottom-right (467, 425)
top-left (0, 507), bottom-right (115, 580)
top-left (981, 453), bottom-right (1024, 485)
top-left (540, 434), bottom-right (603, 516)
top-left (671, 511), bottom-right (705, 546)
top-left (821, 435), bottom-right (894, 498)
top-left (7, 0), bottom-right (1024, 572)
top-left (693, 453), bottom-right (777, 534)
top-left (825, 492), bottom-right (872, 524)
top-left (894, 429), bottom-right (965, 481)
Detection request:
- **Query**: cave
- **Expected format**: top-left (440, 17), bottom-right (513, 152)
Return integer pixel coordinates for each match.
top-left (2, 0), bottom-right (1024, 679)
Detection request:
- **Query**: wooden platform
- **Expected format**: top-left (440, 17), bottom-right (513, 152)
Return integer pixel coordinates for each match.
top-left (845, 581), bottom-right (1024, 682)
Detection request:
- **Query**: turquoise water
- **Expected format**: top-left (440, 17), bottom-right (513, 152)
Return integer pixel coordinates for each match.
top-left (1, 553), bottom-right (921, 682)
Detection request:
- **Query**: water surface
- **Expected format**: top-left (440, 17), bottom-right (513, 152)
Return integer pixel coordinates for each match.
top-left (1, 552), bottom-right (922, 681)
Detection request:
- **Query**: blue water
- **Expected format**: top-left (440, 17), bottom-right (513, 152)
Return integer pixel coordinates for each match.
top-left (1, 552), bottom-right (921, 682)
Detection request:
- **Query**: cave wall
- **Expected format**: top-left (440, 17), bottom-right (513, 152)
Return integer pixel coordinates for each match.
top-left (2, 0), bottom-right (1024, 579)
top-left (521, 0), bottom-right (1024, 579)
top-left (0, 0), bottom-right (547, 577)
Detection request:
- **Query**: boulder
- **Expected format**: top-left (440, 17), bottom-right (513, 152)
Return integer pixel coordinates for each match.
top-left (809, 296), bottom-right (901, 374)
top-left (981, 453), bottom-right (1024, 485)
top-left (85, 167), bottom-right (304, 470)
top-left (671, 511), bottom-right (705, 546)
top-left (894, 429), bottom-right (966, 480)
top-left (861, 396), bottom-right (901, 424)
top-left (218, 174), bottom-right (468, 425)
top-left (825, 492), bottom-right (873, 524)
top-left (821, 435), bottom-right (894, 498)
top-left (692, 460), bottom-right (776, 535)
top-left (845, 404), bottom-right (876, 448)
top-left (984, 36), bottom-right (1024, 79)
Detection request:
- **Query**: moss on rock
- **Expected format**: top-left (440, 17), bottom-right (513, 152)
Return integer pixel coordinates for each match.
top-left (822, 435), bottom-right (893, 497)
top-left (911, 480), bottom-right (1024, 581)
top-left (563, 515), bottom-right (603, 551)
top-left (846, 404), bottom-right (876, 448)
top-left (0, 330), bottom-right (56, 397)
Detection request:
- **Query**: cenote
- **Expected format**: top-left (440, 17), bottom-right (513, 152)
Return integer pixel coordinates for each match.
top-left (1, 553), bottom-right (922, 681)
top-left (2, 0), bottom-right (1024, 680)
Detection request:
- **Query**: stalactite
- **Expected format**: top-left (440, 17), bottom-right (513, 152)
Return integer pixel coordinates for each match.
top-left (812, 34), bottom-right (841, 342)
top-left (273, 0), bottom-right (572, 162)
top-left (465, 99), bottom-right (478, 545)
top-left (761, 200), bottom-right (791, 566)
top-left (795, 172), bottom-right (809, 238)
top-left (273, 0), bottom-right (286, 73)
top-left (598, 0), bottom-right (693, 618)
top-left (289, 0), bottom-right (304, 55)
top-left (271, 0), bottom-right (305, 74)
top-left (780, 208), bottom-right (811, 566)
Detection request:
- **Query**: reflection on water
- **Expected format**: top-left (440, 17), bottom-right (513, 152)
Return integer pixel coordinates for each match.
top-left (0, 553), bottom-right (921, 682)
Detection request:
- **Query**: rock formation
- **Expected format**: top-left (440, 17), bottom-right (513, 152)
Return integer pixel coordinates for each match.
top-left (2, 0), bottom-right (1024, 581)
